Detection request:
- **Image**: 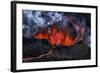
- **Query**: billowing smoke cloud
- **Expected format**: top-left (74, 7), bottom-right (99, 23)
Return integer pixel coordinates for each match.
top-left (22, 10), bottom-right (91, 47)
top-left (22, 10), bottom-right (63, 37)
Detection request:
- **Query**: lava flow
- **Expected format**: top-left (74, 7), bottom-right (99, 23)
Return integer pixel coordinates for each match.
top-left (32, 25), bottom-right (74, 47)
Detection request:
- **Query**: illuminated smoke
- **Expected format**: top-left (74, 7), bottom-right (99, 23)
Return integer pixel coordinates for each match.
top-left (22, 10), bottom-right (91, 47)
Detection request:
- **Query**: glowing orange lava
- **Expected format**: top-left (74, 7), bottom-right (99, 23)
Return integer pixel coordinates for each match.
top-left (33, 26), bottom-right (74, 46)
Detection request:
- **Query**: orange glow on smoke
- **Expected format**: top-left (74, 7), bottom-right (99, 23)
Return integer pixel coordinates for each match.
top-left (33, 32), bottom-right (48, 40)
top-left (33, 26), bottom-right (74, 46)
top-left (50, 31), bottom-right (65, 46)
top-left (63, 36), bottom-right (74, 46)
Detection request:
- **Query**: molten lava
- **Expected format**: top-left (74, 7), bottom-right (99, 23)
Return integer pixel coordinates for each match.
top-left (33, 26), bottom-right (74, 46)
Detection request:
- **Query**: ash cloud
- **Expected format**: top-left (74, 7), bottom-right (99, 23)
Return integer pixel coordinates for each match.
top-left (22, 10), bottom-right (91, 47)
